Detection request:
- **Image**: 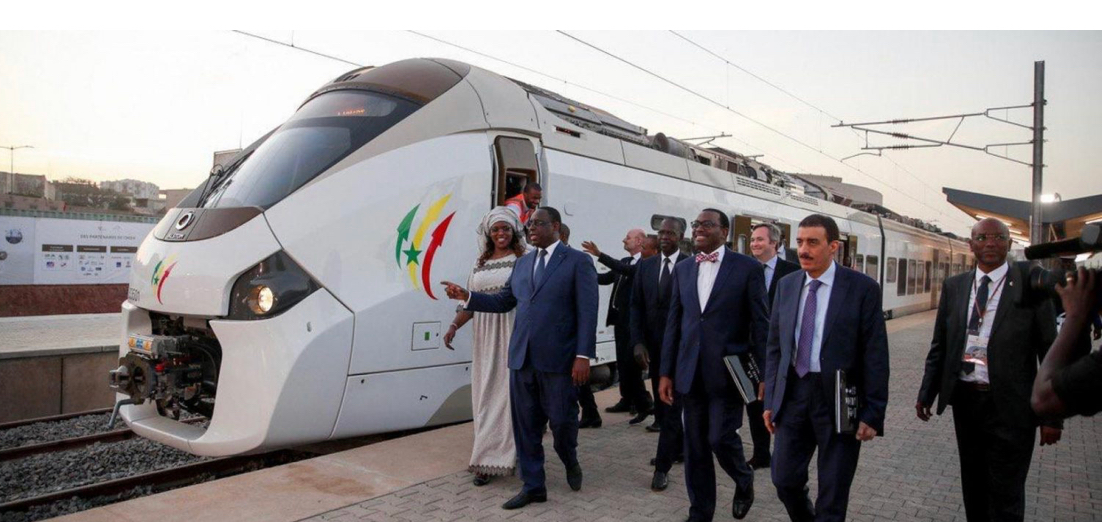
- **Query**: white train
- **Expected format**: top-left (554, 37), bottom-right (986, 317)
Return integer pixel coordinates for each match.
top-left (109, 58), bottom-right (973, 456)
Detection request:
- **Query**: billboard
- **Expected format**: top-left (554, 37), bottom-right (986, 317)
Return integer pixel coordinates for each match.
top-left (0, 215), bottom-right (154, 285)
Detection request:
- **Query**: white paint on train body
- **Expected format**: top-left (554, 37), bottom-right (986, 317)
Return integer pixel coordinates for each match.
top-left (114, 58), bottom-right (973, 456)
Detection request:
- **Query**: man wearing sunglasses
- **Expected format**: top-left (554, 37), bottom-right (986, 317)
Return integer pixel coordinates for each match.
top-left (658, 209), bottom-right (768, 521)
top-left (916, 217), bottom-right (1060, 521)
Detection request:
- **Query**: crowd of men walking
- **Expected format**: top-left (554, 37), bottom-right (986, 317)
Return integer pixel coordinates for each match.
top-left (440, 181), bottom-right (1079, 522)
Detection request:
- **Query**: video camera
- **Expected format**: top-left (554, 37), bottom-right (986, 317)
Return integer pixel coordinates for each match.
top-left (1022, 223), bottom-right (1101, 310)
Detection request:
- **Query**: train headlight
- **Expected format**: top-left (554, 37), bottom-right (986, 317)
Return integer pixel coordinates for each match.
top-left (248, 285), bottom-right (276, 315)
top-left (229, 251), bottom-right (319, 320)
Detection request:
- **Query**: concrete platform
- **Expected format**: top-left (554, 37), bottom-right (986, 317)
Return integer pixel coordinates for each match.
top-left (54, 311), bottom-right (1102, 522)
top-left (0, 313), bottom-right (120, 422)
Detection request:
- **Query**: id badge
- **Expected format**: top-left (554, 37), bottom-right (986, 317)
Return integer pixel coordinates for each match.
top-left (962, 334), bottom-right (989, 382)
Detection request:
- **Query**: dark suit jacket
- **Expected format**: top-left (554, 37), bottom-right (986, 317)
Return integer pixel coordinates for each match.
top-left (766, 257), bottom-right (800, 311)
top-left (467, 243), bottom-right (599, 374)
top-left (596, 253), bottom-right (637, 328)
top-left (629, 252), bottom-right (689, 352)
top-left (764, 264), bottom-right (890, 435)
top-left (660, 249), bottom-right (769, 396)
top-left (917, 262), bottom-right (1058, 429)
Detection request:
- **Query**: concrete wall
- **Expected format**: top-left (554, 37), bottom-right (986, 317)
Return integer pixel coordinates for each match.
top-left (0, 351), bottom-right (117, 422)
top-left (0, 285), bottom-right (127, 317)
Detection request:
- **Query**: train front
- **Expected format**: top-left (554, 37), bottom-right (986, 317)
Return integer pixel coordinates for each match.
top-left (107, 58), bottom-right (477, 456)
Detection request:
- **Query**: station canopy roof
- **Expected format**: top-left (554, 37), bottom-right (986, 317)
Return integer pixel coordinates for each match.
top-left (943, 187), bottom-right (1102, 243)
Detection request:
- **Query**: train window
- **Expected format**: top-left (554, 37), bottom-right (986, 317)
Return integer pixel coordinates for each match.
top-left (866, 255), bottom-right (879, 281)
top-left (896, 259), bottom-right (907, 296)
top-left (917, 262), bottom-right (925, 294)
top-left (855, 254), bottom-right (864, 273)
top-left (887, 257), bottom-right (897, 283)
top-left (495, 137), bottom-right (538, 206)
top-left (201, 90), bottom-right (420, 210)
top-left (907, 259), bottom-right (917, 295)
top-left (924, 261), bottom-right (933, 292)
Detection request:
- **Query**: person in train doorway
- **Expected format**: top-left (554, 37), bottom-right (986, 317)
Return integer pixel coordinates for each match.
top-left (561, 223), bottom-right (602, 429)
top-left (503, 181), bottom-right (542, 226)
top-left (763, 214), bottom-right (889, 522)
top-left (630, 217), bottom-right (689, 492)
top-left (442, 207), bottom-right (599, 510)
top-left (657, 208), bottom-right (768, 521)
top-left (582, 229), bottom-right (655, 425)
top-left (745, 223), bottom-right (799, 471)
top-left (916, 217), bottom-right (1061, 522)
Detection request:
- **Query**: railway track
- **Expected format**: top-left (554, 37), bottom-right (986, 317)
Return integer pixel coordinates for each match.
top-left (0, 417), bottom-right (204, 462)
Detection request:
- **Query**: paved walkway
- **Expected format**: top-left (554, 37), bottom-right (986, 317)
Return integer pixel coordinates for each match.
top-left (0, 313), bottom-right (118, 359)
top-left (303, 312), bottom-right (1102, 522)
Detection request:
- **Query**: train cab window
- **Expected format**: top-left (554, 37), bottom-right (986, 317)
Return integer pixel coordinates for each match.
top-left (855, 254), bottom-right (864, 273)
top-left (917, 262), bottom-right (925, 294)
top-left (866, 255), bottom-right (879, 281)
top-left (201, 90), bottom-right (420, 209)
top-left (887, 257), bottom-right (897, 283)
top-left (494, 137), bottom-right (538, 206)
top-left (924, 261), bottom-right (933, 292)
top-left (907, 259), bottom-right (917, 295)
top-left (896, 259), bottom-right (907, 296)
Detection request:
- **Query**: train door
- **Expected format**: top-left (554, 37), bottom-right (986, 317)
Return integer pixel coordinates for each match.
top-left (493, 136), bottom-right (539, 208)
top-left (835, 233), bottom-right (858, 269)
top-left (930, 249), bottom-right (942, 308)
top-left (732, 215), bottom-right (753, 254)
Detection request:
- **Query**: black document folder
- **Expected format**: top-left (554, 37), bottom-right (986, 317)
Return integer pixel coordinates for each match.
top-left (723, 353), bottom-right (762, 404)
top-left (834, 369), bottom-right (858, 434)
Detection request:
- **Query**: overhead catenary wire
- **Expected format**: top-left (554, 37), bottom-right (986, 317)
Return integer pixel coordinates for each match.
top-left (557, 31), bottom-right (970, 229)
top-left (666, 31), bottom-right (970, 228)
top-left (233, 30), bottom-right (363, 68)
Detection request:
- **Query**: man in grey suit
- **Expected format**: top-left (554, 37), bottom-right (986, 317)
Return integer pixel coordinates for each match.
top-left (443, 207), bottom-right (599, 510)
top-left (916, 217), bottom-right (1061, 521)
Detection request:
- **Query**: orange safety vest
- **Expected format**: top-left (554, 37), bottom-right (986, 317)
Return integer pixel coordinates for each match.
top-left (504, 193), bottom-right (533, 224)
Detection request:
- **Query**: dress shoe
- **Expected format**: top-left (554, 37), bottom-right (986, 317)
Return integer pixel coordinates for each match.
top-left (650, 470), bottom-right (669, 491)
top-left (645, 420), bottom-right (661, 432)
top-left (605, 399), bottom-right (632, 413)
top-left (732, 483), bottom-right (754, 520)
top-left (746, 456), bottom-right (771, 470)
top-left (472, 473), bottom-right (491, 486)
top-left (501, 490), bottom-right (546, 510)
top-left (628, 410), bottom-right (651, 425)
top-left (566, 463), bottom-right (583, 491)
top-left (579, 415), bottom-right (603, 429)
top-left (649, 455), bottom-right (684, 466)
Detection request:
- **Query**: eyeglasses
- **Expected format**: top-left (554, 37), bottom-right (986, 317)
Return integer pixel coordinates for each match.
top-left (528, 219), bottom-right (551, 229)
top-left (972, 233), bottom-right (1009, 243)
top-left (690, 220), bottom-right (720, 230)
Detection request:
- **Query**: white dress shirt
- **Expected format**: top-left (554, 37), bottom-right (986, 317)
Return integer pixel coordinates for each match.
top-left (761, 254), bottom-right (778, 292)
top-left (696, 246), bottom-right (725, 311)
top-left (794, 261), bottom-right (837, 373)
top-left (960, 261), bottom-right (1009, 383)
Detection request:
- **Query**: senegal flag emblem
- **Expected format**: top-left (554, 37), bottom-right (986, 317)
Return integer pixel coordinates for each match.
top-left (395, 194), bottom-right (456, 300)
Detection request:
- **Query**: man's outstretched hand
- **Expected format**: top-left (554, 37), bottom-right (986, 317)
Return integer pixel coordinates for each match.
top-left (440, 281), bottom-right (470, 302)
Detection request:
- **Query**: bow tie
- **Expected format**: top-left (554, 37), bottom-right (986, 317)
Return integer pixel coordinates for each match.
top-left (695, 252), bottom-right (719, 264)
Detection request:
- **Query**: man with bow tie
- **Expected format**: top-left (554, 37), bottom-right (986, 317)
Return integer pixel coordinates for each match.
top-left (658, 208), bottom-right (769, 522)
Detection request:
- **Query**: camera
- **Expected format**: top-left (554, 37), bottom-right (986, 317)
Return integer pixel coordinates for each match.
top-left (1022, 223), bottom-right (1102, 311)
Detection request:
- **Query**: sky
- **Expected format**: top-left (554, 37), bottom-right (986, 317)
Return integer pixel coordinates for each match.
top-left (2, 30), bottom-right (1100, 235)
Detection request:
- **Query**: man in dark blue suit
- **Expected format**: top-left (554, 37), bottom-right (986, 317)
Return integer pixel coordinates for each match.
top-left (658, 208), bottom-right (769, 522)
top-left (442, 207), bottom-right (599, 510)
top-left (762, 214), bottom-right (889, 522)
top-left (630, 217), bottom-right (689, 491)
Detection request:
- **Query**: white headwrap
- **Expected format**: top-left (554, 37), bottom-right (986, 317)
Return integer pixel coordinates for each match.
top-left (477, 206), bottom-right (527, 257)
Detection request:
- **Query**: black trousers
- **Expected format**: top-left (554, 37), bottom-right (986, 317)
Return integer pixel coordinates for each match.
top-left (577, 383), bottom-right (599, 419)
top-left (951, 384), bottom-right (1036, 522)
top-left (650, 359), bottom-right (683, 473)
top-left (745, 399), bottom-right (771, 462)
top-left (682, 376), bottom-right (753, 521)
top-left (772, 370), bottom-right (861, 522)
top-left (614, 322), bottom-right (650, 408)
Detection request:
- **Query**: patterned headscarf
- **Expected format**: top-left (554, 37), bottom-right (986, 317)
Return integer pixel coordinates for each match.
top-left (477, 206), bottom-right (527, 258)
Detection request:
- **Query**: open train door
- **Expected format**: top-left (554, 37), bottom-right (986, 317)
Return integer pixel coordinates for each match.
top-left (930, 249), bottom-right (943, 309)
top-left (493, 136), bottom-right (539, 209)
top-left (835, 233), bottom-right (858, 269)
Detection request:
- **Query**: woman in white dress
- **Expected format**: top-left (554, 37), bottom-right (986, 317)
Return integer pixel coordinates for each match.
top-left (443, 206), bottom-right (528, 486)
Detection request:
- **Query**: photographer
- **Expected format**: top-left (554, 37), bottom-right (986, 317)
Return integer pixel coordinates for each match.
top-left (1032, 267), bottom-right (1102, 419)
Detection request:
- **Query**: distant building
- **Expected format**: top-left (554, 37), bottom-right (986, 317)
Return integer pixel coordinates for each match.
top-left (99, 179), bottom-right (160, 200)
top-left (1, 172), bottom-right (56, 200)
top-left (159, 188), bottom-right (191, 210)
top-left (0, 193), bottom-right (65, 211)
top-left (793, 174), bottom-right (884, 207)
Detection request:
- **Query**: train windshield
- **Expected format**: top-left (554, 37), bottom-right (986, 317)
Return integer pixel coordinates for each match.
top-left (201, 90), bottom-right (419, 209)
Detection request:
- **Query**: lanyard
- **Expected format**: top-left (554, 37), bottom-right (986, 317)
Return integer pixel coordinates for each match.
top-left (971, 273), bottom-right (1007, 329)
